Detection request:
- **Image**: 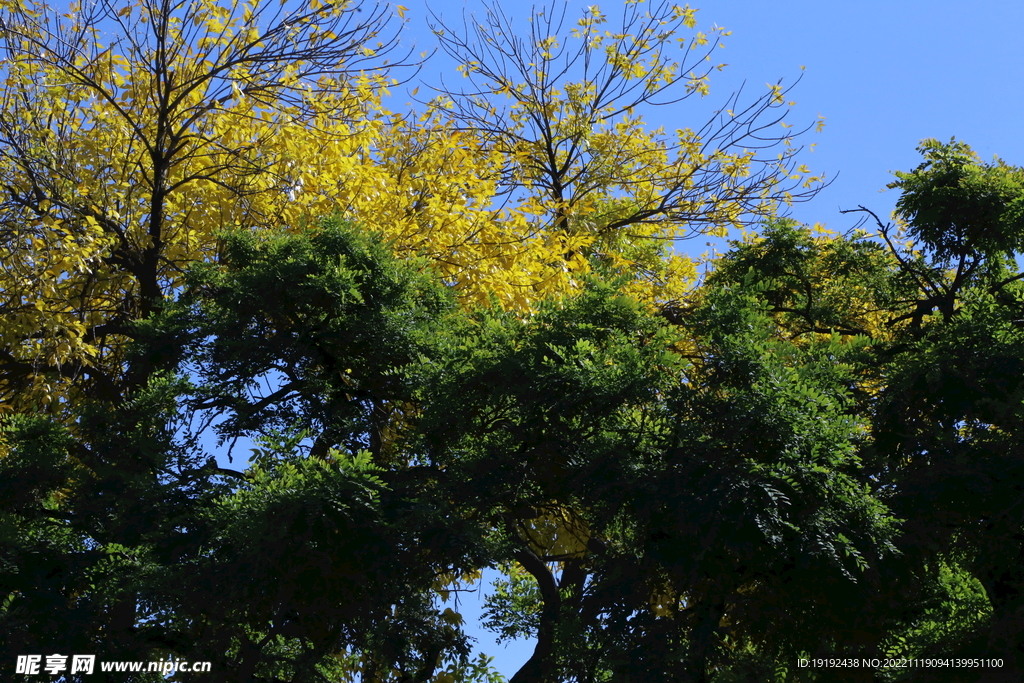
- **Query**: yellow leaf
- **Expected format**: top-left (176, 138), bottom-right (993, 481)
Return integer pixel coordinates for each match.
top-left (440, 608), bottom-right (463, 626)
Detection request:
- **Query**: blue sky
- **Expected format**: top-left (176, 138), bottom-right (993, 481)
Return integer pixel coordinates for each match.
top-left (386, 0), bottom-right (1024, 677)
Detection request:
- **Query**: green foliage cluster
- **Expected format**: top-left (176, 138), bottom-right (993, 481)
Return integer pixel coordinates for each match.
top-left (6, 136), bottom-right (1024, 682)
top-left (697, 138), bottom-right (1024, 682)
top-left (890, 138), bottom-right (1024, 261)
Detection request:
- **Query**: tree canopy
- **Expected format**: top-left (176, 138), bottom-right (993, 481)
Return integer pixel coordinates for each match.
top-left (0, 0), bottom-right (823, 416)
top-left (1, 0), bottom-right (1022, 679)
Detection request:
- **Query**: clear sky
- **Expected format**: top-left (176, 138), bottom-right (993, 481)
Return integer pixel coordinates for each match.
top-left (387, 0), bottom-right (1024, 677)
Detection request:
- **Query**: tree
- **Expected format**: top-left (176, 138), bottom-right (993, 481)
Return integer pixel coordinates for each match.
top-left (7, 122), bottom-right (1023, 681)
top-left (704, 139), bottom-right (1024, 680)
top-left (411, 267), bottom-right (906, 682)
top-left (0, 0), bottom-right (862, 680)
top-left (0, 219), bottom-right (499, 682)
top-left (0, 0), bottom-right (407, 414)
top-left (0, 0), bottom-right (827, 418)
top-left (868, 140), bottom-right (1024, 680)
top-left (426, 0), bottom-right (827, 306)
top-left (1, 215), bottom-right (906, 682)
top-left (704, 218), bottom-right (913, 342)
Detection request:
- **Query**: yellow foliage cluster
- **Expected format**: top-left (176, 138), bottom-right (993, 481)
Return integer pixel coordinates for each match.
top-left (0, 0), bottom-right (823, 413)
